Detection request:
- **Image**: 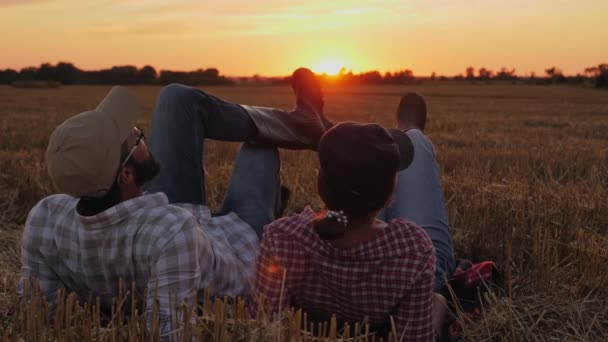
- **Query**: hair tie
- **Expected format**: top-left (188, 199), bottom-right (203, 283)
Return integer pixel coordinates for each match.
top-left (326, 209), bottom-right (348, 227)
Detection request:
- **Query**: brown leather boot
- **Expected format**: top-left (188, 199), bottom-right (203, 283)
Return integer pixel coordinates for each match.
top-left (243, 68), bottom-right (333, 150)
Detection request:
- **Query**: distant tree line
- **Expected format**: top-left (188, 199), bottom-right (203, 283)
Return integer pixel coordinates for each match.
top-left (451, 64), bottom-right (608, 88)
top-left (0, 62), bottom-right (233, 85)
top-left (241, 68), bottom-right (417, 86)
top-left (1, 62), bottom-right (607, 88)
top-left (311, 64), bottom-right (607, 88)
top-left (320, 68), bottom-right (417, 85)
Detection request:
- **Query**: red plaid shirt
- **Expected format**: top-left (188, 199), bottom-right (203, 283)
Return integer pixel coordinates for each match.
top-left (252, 207), bottom-right (435, 341)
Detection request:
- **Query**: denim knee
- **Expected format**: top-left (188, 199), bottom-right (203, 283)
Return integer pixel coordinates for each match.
top-left (158, 83), bottom-right (196, 106)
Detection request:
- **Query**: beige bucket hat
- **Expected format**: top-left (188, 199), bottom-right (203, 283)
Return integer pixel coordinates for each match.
top-left (46, 86), bottom-right (140, 198)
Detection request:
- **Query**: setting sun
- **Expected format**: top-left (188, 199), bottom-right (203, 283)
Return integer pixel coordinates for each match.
top-left (315, 58), bottom-right (346, 76)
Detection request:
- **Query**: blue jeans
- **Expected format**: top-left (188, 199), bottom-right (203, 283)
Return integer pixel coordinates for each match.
top-left (378, 129), bottom-right (455, 293)
top-left (145, 84), bottom-right (281, 237)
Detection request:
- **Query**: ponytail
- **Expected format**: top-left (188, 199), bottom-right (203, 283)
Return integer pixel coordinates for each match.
top-left (314, 165), bottom-right (394, 241)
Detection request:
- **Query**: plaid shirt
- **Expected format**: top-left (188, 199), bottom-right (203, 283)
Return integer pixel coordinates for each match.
top-left (19, 192), bottom-right (258, 332)
top-left (252, 207), bottom-right (435, 341)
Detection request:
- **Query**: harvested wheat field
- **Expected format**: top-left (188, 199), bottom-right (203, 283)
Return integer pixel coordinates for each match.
top-left (0, 84), bottom-right (607, 341)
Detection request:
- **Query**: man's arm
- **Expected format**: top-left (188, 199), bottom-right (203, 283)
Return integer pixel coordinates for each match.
top-left (172, 204), bottom-right (257, 297)
top-left (147, 215), bottom-right (253, 339)
top-left (18, 200), bottom-right (65, 320)
top-left (394, 252), bottom-right (436, 342)
top-left (146, 219), bottom-right (202, 339)
top-left (199, 232), bottom-right (251, 297)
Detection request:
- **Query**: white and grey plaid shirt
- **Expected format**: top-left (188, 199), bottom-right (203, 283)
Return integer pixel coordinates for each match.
top-left (18, 192), bottom-right (258, 329)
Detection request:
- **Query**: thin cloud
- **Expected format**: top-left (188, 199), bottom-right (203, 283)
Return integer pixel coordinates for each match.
top-left (205, 0), bottom-right (406, 36)
top-left (87, 14), bottom-right (197, 39)
top-left (0, 0), bottom-right (52, 7)
top-left (208, 0), bottom-right (404, 17)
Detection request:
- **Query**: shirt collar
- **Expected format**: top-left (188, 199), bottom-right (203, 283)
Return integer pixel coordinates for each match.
top-left (78, 192), bottom-right (169, 229)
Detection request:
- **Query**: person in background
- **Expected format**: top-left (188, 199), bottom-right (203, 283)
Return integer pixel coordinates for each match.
top-left (378, 92), bottom-right (455, 334)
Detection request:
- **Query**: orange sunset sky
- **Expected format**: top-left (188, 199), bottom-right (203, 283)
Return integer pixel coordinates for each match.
top-left (1, 0), bottom-right (606, 76)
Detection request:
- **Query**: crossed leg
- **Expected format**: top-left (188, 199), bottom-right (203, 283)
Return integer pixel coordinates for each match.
top-left (378, 128), bottom-right (455, 336)
top-left (144, 84), bottom-right (281, 237)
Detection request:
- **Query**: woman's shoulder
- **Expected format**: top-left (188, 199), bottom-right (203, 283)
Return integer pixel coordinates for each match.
top-left (384, 218), bottom-right (434, 256)
top-left (262, 206), bottom-right (317, 239)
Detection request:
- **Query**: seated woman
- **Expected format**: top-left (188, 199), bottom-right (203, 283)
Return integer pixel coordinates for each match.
top-left (252, 122), bottom-right (437, 341)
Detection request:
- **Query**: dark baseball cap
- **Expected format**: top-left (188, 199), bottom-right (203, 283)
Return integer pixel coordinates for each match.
top-left (318, 122), bottom-right (414, 180)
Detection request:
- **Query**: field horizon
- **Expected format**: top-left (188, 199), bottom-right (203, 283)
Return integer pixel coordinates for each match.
top-left (1, 83), bottom-right (607, 340)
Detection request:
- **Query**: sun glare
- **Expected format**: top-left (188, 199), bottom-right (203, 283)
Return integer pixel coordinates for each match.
top-left (315, 58), bottom-right (345, 76)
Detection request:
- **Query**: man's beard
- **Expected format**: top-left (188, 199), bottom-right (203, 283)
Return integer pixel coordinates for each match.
top-left (132, 154), bottom-right (161, 187)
